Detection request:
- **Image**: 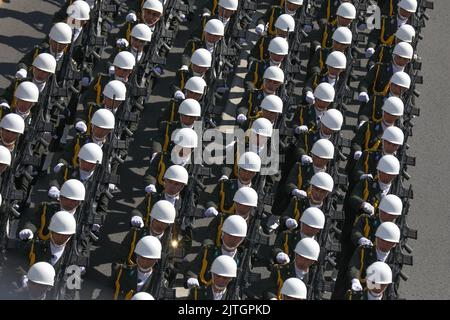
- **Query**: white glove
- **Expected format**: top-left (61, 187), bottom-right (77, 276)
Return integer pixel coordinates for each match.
top-left (91, 224), bottom-right (101, 232)
top-left (109, 65), bottom-right (115, 76)
top-left (285, 218), bottom-right (298, 230)
top-left (15, 68), bottom-right (27, 79)
top-left (145, 184), bottom-right (157, 194)
top-left (204, 207), bottom-right (219, 218)
top-left (152, 66), bottom-right (163, 76)
top-left (358, 92), bottom-right (370, 103)
top-left (53, 163), bottom-right (65, 173)
top-left (303, 24), bottom-right (313, 33)
top-left (19, 229), bottom-right (34, 240)
top-left (255, 24), bottom-right (265, 36)
top-left (301, 155), bottom-right (313, 165)
top-left (357, 120), bottom-right (366, 129)
top-left (365, 47), bottom-right (375, 58)
top-left (292, 189), bottom-right (307, 198)
top-left (236, 114), bottom-right (247, 124)
top-left (75, 121), bottom-right (88, 133)
top-left (21, 275), bottom-right (29, 288)
top-left (0, 102), bottom-right (11, 109)
top-left (80, 76), bottom-right (90, 87)
top-left (295, 125), bottom-right (309, 135)
top-left (79, 266), bottom-right (86, 275)
top-left (131, 216), bottom-right (144, 228)
top-left (174, 90), bottom-right (185, 101)
top-left (353, 150), bottom-right (362, 160)
top-left (361, 202), bottom-right (375, 215)
top-left (218, 175), bottom-right (229, 181)
top-left (359, 173), bottom-right (373, 181)
top-left (358, 237), bottom-right (373, 247)
top-left (48, 186), bottom-right (60, 199)
top-left (351, 278), bottom-right (363, 291)
top-left (276, 252), bottom-right (290, 264)
top-left (180, 65), bottom-right (189, 71)
top-left (305, 91), bottom-right (315, 104)
top-left (116, 38), bottom-right (129, 48)
top-left (108, 184), bottom-right (117, 191)
top-left (187, 278), bottom-right (200, 288)
top-left (413, 53), bottom-right (418, 61)
top-left (126, 12), bottom-right (137, 22)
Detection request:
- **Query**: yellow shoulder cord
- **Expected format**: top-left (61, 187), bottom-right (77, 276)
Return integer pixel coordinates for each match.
top-left (157, 154), bottom-right (166, 187)
top-left (296, 163), bottom-right (303, 189)
top-left (378, 46), bottom-right (385, 65)
top-left (10, 79), bottom-right (21, 110)
top-left (380, 17), bottom-right (395, 45)
top-left (215, 215), bottom-right (225, 247)
top-left (28, 239), bottom-right (36, 266)
top-left (233, 147), bottom-right (239, 178)
top-left (252, 62), bottom-right (259, 87)
top-left (145, 194), bottom-right (153, 226)
top-left (312, 73), bottom-right (319, 90)
top-left (371, 95), bottom-right (381, 122)
top-left (87, 105), bottom-right (93, 136)
top-left (268, 8), bottom-right (276, 37)
top-left (247, 92), bottom-right (254, 118)
top-left (126, 23), bottom-right (132, 42)
top-left (180, 70), bottom-right (185, 91)
top-left (363, 152), bottom-right (370, 174)
top-left (37, 204), bottom-right (50, 241)
top-left (283, 233), bottom-right (289, 254)
top-left (127, 230), bottom-right (138, 265)
top-left (194, 287), bottom-right (198, 300)
top-left (72, 136), bottom-right (81, 168)
top-left (125, 290), bottom-right (135, 300)
top-left (169, 100), bottom-right (176, 122)
top-left (326, 0), bottom-right (331, 21)
top-left (363, 122), bottom-right (372, 150)
top-left (95, 75), bottom-right (103, 105)
top-left (319, 49), bottom-right (324, 71)
top-left (363, 179), bottom-right (369, 201)
top-left (63, 167), bottom-right (69, 182)
top-left (299, 107), bottom-right (304, 126)
top-left (259, 37), bottom-right (265, 61)
top-left (363, 216), bottom-right (370, 238)
top-left (321, 24), bottom-right (329, 48)
top-left (304, 133), bottom-right (310, 154)
top-left (162, 123), bottom-right (171, 152)
top-left (390, 0), bottom-right (394, 16)
top-left (199, 247), bottom-right (213, 286)
top-left (276, 266), bottom-right (284, 299)
top-left (192, 42), bottom-right (197, 54)
top-left (359, 248), bottom-right (366, 282)
top-left (212, 0), bottom-right (219, 16)
top-left (113, 266), bottom-right (125, 300)
top-left (371, 64), bottom-right (381, 94)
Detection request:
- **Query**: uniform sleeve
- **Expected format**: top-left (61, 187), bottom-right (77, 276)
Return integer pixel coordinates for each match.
top-left (236, 90), bottom-right (251, 116)
top-left (348, 181), bottom-right (365, 216)
top-left (348, 246), bottom-right (364, 281)
top-left (143, 153), bottom-right (161, 187)
top-left (244, 61), bottom-right (258, 92)
top-left (285, 162), bottom-right (300, 198)
top-left (351, 214), bottom-right (368, 246)
top-left (358, 64), bottom-right (377, 94)
top-left (205, 181), bottom-right (220, 210)
top-left (20, 204), bottom-right (41, 234)
top-left (351, 122), bottom-right (369, 153)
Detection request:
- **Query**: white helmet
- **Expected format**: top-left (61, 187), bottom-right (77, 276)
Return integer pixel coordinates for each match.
top-left (398, 0), bottom-right (418, 13)
top-left (321, 109), bottom-right (343, 131)
top-left (185, 76), bottom-right (207, 94)
top-left (263, 66), bottom-right (284, 83)
top-left (150, 200), bottom-right (176, 224)
top-left (204, 19), bottom-right (225, 36)
top-left (33, 53), bottom-right (57, 74)
top-left (287, 0), bottom-right (303, 4)
top-left (131, 292), bottom-right (155, 300)
top-left (219, 0), bottom-right (238, 10)
top-left (310, 172), bottom-right (334, 192)
top-left (173, 128), bottom-right (198, 148)
top-left (15, 81), bottom-right (39, 103)
top-left (332, 26), bottom-right (352, 44)
top-left (382, 126), bottom-right (404, 145)
top-left (377, 154), bottom-right (400, 175)
top-left (326, 50), bottom-right (347, 69)
top-left (300, 207), bottom-right (325, 229)
top-left (49, 22), bottom-right (73, 44)
top-left (191, 48), bottom-right (212, 68)
top-left (103, 80), bottom-right (127, 101)
top-left (48, 210), bottom-right (76, 235)
top-left (67, 0), bottom-right (91, 20)
top-left (337, 2), bottom-right (356, 19)
top-left (396, 24), bottom-right (415, 43)
top-left (78, 142), bottom-right (103, 164)
top-left (134, 235), bottom-right (162, 259)
top-left (366, 261), bottom-right (393, 284)
top-left (281, 278), bottom-right (307, 299)
top-left (238, 152), bottom-right (261, 172)
top-left (179, 99), bottom-right (201, 117)
top-left (211, 255), bottom-right (237, 277)
top-left (260, 95), bottom-right (283, 113)
top-left (251, 118), bottom-right (273, 137)
top-left (27, 262), bottom-right (55, 286)
top-left (131, 23), bottom-right (152, 42)
top-left (164, 164), bottom-right (189, 184)
top-left (91, 108), bottom-right (115, 129)
top-left (294, 238), bottom-right (320, 261)
top-left (143, 0), bottom-right (163, 13)
top-left (275, 14), bottom-right (296, 32)
top-left (0, 145), bottom-right (11, 165)
top-left (379, 194), bottom-right (403, 216)
top-left (222, 215), bottom-right (247, 237)
top-left (311, 139), bottom-right (334, 159)
top-left (268, 37), bottom-right (289, 55)
top-left (113, 51), bottom-right (136, 70)
top-left (314, 82), bottom-right (335, 102)
top-left (390, 71), bottom-right (411, 89)
top-left (375, 222), bottom-right (400, 243)
top-left (0, 113), bottom-right (25, 134)
top-left (393, 42), bottom-right (413, 60)
top-left (382, 97), bottom-right (404, 116)
top-left (233, 186), bottom-right (258, 207)
top-left (60, 179), bottom-right (86, 201)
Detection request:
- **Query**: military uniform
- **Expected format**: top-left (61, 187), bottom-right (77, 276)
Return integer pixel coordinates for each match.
top-left (249, 35), bottom-right (273, 62)
top-left (182, 38), bottom-right (210, 68)
top-left (357, 94), bottom-right (391, 124)
top-left (244, 60), bottom-right (272, 92)
top-left (206, 212), bottom-right (255, 248)
top-left (349, 149), bottom-right (384, 189)
top-left (112, 263), bottom-right (160, 300)
top-left (160, 99), bottom-right (183, 123)
top-left (258, 2), bottom-right (302, 37)
top-left (303, 69), bottom-right (345, 98)
top-left (188, 284), bottom-right (228, 300)
top-left (367, 13), bottom-right (413, 49)
top-left (273, 229), bottom-right (303, 259)
top-left (358, 62), bottom-right (399, 97)
top-left (351, 213), bottom-right (382, 247)
top-left (377, 0), bottom-right (398, 17)
top-left (368, 44), bottom-right (395, 70)
top-left (269, 260), bottom-right (315, 299)
top-left (348, 120), bottom-right (385, 161)
top-left (318, 0), bottom-right (341, 26)
top-left (237, 88), bottom-right (267, 118)
top-left (278, 196), bottom-right (320, 232)
top-left (19, 201), bottom-right (65, 241)
top-left (290, 104), bottom-right (322, 130)
top-left (151, 121), bottom-right (185, 154)
top-left (348, 245), bottom-right (387, 283)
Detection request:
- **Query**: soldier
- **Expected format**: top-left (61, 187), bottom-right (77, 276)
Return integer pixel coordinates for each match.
top-left (196, 0), bottom-right (239, 41)
top-left (0, 145), bottom-right (11, 179)
top-left (12, 262), bottom-right (55, 300)
top-left (279, 277), bottom-right (307, 300)
top-left (188, 255), bottom-right (237, 300)
top-left (0, 113), bottom-right (25, 152)
top-left (174, 48), bottom-right (212, 96)
top-left (237, 94), bottom-right (283, 131)
top-left (317, 0), bottom-right (354, 26)
top-left (0, 81), bottom-right (40, 121)
top-left (347, 261), bottom-right (393, 300)
top-left (256, 0), bottom-right (304, 38)
top-left (115, 23), bottom-right (153, 65)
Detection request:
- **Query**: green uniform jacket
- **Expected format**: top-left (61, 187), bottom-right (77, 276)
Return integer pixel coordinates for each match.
top-left (351, 214), bottom-right (382, 246)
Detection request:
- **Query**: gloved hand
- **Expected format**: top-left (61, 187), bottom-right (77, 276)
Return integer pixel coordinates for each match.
top-left (0, 102), bottom-right (11, 109)
top-left (303, 24), bottom-right (313, 33)
top-left (75, 121), bottom-right (88, 133)
top-left (351, 278), bottom-right (363, 291)
top-left (292, 189), bottom-right (307, 198)
top-left (108, 184), bottom-right (117, 191)
top-left (109, 65), bottom-right (115, 76)
top-left (116, 38), bottom-right (129, 48)
top-left (295, 125), bottom-right (309, 135)
top-left (152, 66), bottom-right (163, 76)
top-left (285, 218), bottom-right (298, 230)
top-left (204, 207), bottom-right (219, 217)
top-left (255, 24), bottom-right (265, 36)
top-left (359, 173), bottom-right (373, 181)
top-left (301, 155), bottom-right (313, 165)
top-left (361, 202), bottom-right (375, 215)
top-left (48, 186), bottom-right (60, 199)
top-left (187, 278), bottom-right (200, 288)
top-left (15, 68), bottom-right (27, 80)
top-left (365, 47), bottom-right (375, 58)
top-left (353, 150), bottom-right (362, 160)
top-left (19, 229), bottom-right (34, 240)
top-left (21, 275), bottom-right (29, 288)
top-left (276, 252), bottom-right (290, 264)
top-left (126, 12), bottom-right (137, 23)
top-left (79, 266), bottom-right (87, 275)
top-left (358, 92), bottom-right (370, 103)
top-left (91, 224), bottom-right (101, 232)
top-left (80, 76), bottom-right (90, 87)
top-left (236, 114), bottom-right (247, 124)
top-left (174, 90), bottom-right (185, 101)
top-left (131, 216), bottom-right (144, 228)
top-left (53, 163), bottom-right (65, 173)
top-left (218, 175), bottom-right (229, 181)
top-left (145, 184), bottom-right (157, 194)
top-left (358, 237), bottom-right (373, 247)
top-left (305, 91), bottom-right (315, 104)
top-left (179, 65), bottom-right (189, 71)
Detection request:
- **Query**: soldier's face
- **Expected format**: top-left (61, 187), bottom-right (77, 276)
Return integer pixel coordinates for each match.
top-left (393, 55), bottom-right (410, 67)
top-left (33, 67), bottom-right (51, 82)
top-left (382, 111), bottom-right (399, 126)
top-left (337, 16), bottom-right (352, 27)
top-left (295, 254), bottom-right (315, 271)
top-left (378, 171), bottom-right (396, 184)
top-left (191, 64), bottom-right (208, 75)
top-left (16, 99), bottom-right (34, 114)
top-left (300, 223), bottom-right (321, 237)
top-left (262, 109), bottom-right (278, 123)
top-left (286, 1), bottom-right (302, 12)
top-left (398, 8), bottom-right (413, 20)
top-left (142, 9), bottom-right (161, 27)
top-left (0, 129), bottom-right (19, 145)
top-left (312, 155), bottom-right (329, 169)
top-left (49, 39), bottom-right (68, 54)
top-left (92, 126), bottom-right (111, 140)
top-left (235, 202), bottom-right (252, 216)
top-left (263, 79), bottom-right (281, 94)
top-left (328, 66), bottom-right (343, 78)
top-left (315, 98), bottom-right (331, 111)
top-left (60, 196), bottom-right (81, 212)
top-left (333, 41), bottom-right (349, 52)
top-left (131, 37), bottom-right (146, 52)
top-left (320, 124), bottom-right (335, 136)
top-left (238, 168), bottom-right (256, 184)
top-left (389, 83), bottom-right (407, 97)
top-left (103, 97), bottom-right (122, 110)
top-left (212, 274), bottom-right (232, 290)
top-left (180, 114), bottom-right (197, 126)
top-left (186, 90), bottom-right (203, 101)
top-left (269, 53), bottom-right (285, 64)
top-left (79, 159), bottom-right (97, 172)
top-left (376, 238), bottom-right (397, 253)
top-left (51, 231), bottom-right (72, 246)
top-left (150, 218), bottom-right (169, 235)
top-left (137, 255), bottom-right (157, 271)
top-left (0, 163), bottom-right (8, 174)
top-left (204, 32), bottom-right (222, 44)
top-left (379, 210), bottom-right (397, 223)
top-left (276, 28), bottom-right (289, 38)
top-left (114, 66), bottom-right (132, 81)
top-left (164, 179), bottom-right (185, 196)
top-left (218, 6), bottom-right (234, 20)
top-left (367, 282), bottom-right (388, 295)
top-left (28, 281), bottom-right (52, 300)
top-left (222, 233), bottom-right (244, 250)
top-left (310, 185), bottom-right (329, 203)
top-left (382, 140), bottom-right (400, 155)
